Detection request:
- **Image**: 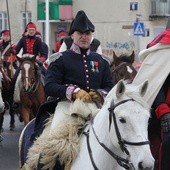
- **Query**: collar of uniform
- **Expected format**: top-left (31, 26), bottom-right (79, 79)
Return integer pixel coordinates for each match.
top-left (70, 43), bottom-right (90, 55)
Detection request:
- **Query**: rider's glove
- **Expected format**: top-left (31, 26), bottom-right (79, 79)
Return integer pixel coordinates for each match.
top-left (89, 89), bottom-right (104, 104)
top-left (73, 88), bottom-right (92, 102)
top-left (161, 113), bottom-right (170, 133)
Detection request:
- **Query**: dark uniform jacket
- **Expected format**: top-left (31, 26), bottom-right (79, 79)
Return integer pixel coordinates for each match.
top-left (15, 35), bottom-right (46, 61)
top-left (45, 44), bottom-right (113, 99)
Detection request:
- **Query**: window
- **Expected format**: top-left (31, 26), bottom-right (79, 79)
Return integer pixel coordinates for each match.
top-left (21, 11), bottom-right (32, 31)
top-left (0, 12), bottom-right (8, 32)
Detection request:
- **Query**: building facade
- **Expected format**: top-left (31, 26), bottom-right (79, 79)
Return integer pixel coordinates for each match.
top-left (0, 0), bottom-right (169, 60)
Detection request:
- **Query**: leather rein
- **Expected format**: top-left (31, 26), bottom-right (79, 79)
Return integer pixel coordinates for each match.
top-left (84, 99), bottom-right (150, 170)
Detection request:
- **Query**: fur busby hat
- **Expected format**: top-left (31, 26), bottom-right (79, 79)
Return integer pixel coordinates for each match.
top-left (69, 10), bottom-right (95, 35)
top-left (1, 30), bottom-right (10, 37)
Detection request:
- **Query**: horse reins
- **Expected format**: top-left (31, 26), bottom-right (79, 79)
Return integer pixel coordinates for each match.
top-left (21, 61), bottom-right (41, 94)
top-left (111, 62), bottom-right (128, 73)
top-left (84, 98), bottom-right (150, 170)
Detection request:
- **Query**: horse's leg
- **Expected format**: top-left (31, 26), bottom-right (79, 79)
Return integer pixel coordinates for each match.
top-left (9, 106), bottom-right (15, 131)
top-left (0, 111), bottom-right (5, 142)
top-left (8, 89), bottom-right (15, 130)
top-left (21, 106), bottom-right (31, 125)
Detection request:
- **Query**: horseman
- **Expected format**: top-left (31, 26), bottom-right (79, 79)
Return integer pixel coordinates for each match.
top-left (133, 18), bottom-right (170, 170)
top-left (27, 10), bottom-right (113, 170)
top-left (0, 30), bottom-right (17, 78)
top-left (13, 22), bottom-right (47, 109)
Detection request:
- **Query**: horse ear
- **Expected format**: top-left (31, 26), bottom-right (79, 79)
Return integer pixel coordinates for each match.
top-left (139, 80), bottom-right (148, 97)
top-left (112, 50), bottom-right (117, 61)
top-left (16, 56), bottom-right (24, 63)
top-left (129, 51), bottom-right (135, 63)
top-left (32, 55), bottom-right (37, 61)
top-left (116, 80), bottom-right (125, 98)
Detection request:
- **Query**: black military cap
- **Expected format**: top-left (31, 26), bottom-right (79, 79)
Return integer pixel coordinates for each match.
top-left (69, 10), bottom-right (95, 35)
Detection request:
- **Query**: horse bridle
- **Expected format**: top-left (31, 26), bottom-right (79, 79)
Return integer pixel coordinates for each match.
top-left (111, 62), bottom-right (128, 74)
top-left (21, 62), bottom-right (40, 94)
top-left (84, 99), bottom-right (150, 170)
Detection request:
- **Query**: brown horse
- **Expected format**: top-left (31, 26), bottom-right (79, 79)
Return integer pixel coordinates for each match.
top-left (110, 50), bottom-right (137, 83)
top-left (17, 56), bottom-right (46, 125)
top-left (0, 63), bottom-right (16, 137)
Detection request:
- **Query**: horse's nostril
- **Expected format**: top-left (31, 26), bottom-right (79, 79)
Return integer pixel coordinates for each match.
top-left (138, 161), bottom-right (143, 169)
top-left (138, 161), bottom-right (153, 170)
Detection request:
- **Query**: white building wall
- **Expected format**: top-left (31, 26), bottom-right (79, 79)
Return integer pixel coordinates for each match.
top-left (0, 0), bottom-right (168, 59)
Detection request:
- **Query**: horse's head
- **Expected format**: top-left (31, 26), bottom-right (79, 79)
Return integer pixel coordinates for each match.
top-left (105, 80), bottom-right (154, 169)
top-left (17, 56), bottom-right (39, 93)
top-left (110, 51), bottom-right (137, 83)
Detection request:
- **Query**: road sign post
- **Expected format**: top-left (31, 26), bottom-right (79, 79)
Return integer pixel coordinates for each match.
top-left (134, 22), bottom-right (145, 36)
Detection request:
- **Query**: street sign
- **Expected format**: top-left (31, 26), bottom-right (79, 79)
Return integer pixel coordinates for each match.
top-left (130, 2), bottom-right (138, 11)
top-left (133, 22), bottom-right (145, 36)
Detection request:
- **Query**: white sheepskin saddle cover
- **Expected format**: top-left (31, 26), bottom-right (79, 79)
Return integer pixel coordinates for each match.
top-left (25, 99), bottom-right (99, 170)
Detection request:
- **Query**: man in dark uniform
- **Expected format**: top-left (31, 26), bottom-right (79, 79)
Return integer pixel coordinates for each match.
top-left (15, 22), bottom-right (46, 62)
top-left (27, 10), bottom-right (113, 170)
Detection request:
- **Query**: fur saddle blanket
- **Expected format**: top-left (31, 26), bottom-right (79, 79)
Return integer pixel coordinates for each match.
top-left (25, 99), bottom-right (99, 170)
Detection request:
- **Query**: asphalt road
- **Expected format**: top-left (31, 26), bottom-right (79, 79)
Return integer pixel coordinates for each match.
top-left (0, 112), bottom-right (24, 170)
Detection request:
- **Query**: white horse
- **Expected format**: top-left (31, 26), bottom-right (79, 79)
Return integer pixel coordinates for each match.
top-left (20, 80), bottom-right (155, 170)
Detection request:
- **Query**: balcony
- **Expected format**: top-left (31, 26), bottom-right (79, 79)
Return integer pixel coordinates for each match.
top-left (150, 0), bottom-right (170, 19)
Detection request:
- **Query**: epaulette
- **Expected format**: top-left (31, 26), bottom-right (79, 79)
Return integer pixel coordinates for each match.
top-left (48, 52), bottom-right (62, 65)
top-left (101, 54), bottom-right (112, 65)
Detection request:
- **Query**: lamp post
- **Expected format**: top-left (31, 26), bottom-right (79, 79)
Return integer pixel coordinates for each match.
top-left (45, 0), bottom-right (49, 48)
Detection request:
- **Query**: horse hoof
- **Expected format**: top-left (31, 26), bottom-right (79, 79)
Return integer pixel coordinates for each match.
top-left (10, 124), bottom-right (15, 131)
top-left (0, 135), bottom-right (3, 142)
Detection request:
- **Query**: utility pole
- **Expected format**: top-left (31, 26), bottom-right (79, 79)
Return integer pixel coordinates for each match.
top-left (45, 0), bottom-right (50, 48)
top-left (135, 14), bottom-right (142, 58)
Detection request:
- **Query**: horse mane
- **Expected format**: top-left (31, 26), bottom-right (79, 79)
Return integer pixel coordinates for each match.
top-left (117, 54), bottom-right (134, 63)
